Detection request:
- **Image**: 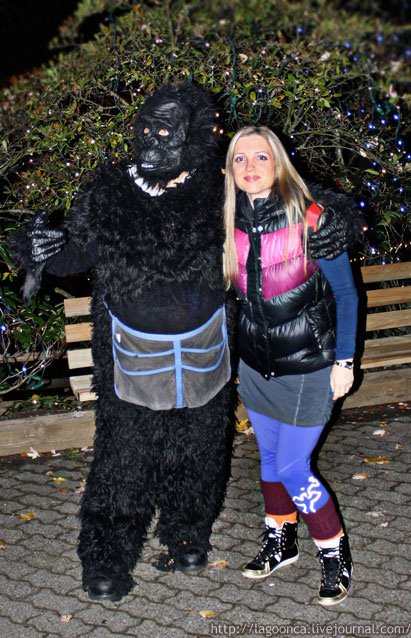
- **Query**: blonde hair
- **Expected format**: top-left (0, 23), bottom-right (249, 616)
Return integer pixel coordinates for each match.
top-left (223, 125), bottom-right (314, 286)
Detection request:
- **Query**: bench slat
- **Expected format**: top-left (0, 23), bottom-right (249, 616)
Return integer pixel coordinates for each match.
top-left (67, 348), bottom-right (93, 369)
top-left (366, 308), bottom-right (411, 332)
top-left (69, 374), bottom-right (97, 402)
top-left (362, 334), bottom-right (411, 368)
top-left (361, 261), bottom-right (411, 283)
top-left (64, 297), bottom-right (91, 317)
top-left (65, 322), bottom-right (93, 343)
top-left (366, 285), bottom-right (411, 308)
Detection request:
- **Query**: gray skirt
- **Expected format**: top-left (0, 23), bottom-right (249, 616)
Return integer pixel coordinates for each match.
top-left (238, 359), bottom-right (335, 427)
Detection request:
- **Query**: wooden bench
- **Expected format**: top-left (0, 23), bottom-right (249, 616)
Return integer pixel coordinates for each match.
top-left (64, 296), bottom-right (95, 402)
top-left (64, 261), bottom-right (411, 409)
top-left (343, 260), bottom-right (411, 408)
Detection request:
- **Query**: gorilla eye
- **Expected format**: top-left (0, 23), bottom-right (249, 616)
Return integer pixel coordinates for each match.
top-left (143, 127), bottom-right (150, 134)
top-left (158, 128), bottom-right (169, 136)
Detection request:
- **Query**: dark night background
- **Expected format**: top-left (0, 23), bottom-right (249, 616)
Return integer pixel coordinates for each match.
top-left (0, 0), bottom-right (79, 86)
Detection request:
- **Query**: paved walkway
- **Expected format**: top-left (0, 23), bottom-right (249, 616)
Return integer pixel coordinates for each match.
top-left (0, 402), bottom-right (410, 637)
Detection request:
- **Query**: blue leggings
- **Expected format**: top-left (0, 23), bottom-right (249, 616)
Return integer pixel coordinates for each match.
top-left (248, 409), bottom-right (330, 514)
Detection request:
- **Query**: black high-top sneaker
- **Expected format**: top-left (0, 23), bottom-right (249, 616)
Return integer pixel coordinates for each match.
top-left (317, 534), bottom-right (353, 606)
top-left (242, 522), bottom-right (299, 579)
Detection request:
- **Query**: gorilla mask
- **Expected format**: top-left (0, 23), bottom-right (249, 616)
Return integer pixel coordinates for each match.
top-left (135, 98), bottom-right (189, 178)
top-left (133, 83), bottom-right (220, 187)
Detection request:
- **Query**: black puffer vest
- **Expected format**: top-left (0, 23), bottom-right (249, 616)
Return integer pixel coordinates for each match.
top-left (234, 191), bottom-right (336, 378)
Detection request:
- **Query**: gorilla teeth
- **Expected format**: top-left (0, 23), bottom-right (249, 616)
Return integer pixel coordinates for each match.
top-left (141, 163), bottom-right (154, 169)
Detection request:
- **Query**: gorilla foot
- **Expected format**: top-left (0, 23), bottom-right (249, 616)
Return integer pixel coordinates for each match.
top-left (83, 569), bottom-right (134, 602)
top-left (153, 545), bottom-right (208, 573)
top-left (174, 545), bottom-right (208, 574)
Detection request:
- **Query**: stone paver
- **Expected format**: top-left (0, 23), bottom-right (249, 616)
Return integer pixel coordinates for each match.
top-left (0, 402), bottom-right (410, 637)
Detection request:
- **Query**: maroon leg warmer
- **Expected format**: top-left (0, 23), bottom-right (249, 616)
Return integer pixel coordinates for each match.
top-left (300, 497), bottom-right (342, 540)
top-left (260, 479), bottom-right (297, 516)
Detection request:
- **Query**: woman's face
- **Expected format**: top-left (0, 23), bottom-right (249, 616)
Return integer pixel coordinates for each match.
top-left (232, 134), bottom-right (275, 203)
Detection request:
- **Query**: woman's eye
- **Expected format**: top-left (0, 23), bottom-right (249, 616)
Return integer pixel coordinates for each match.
top-left (257, 154), bottom-right (268, 160)
top-left (234, 156), bottom-right (244, 162)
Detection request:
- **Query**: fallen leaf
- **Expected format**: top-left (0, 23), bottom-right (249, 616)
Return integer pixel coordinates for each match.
top-left (208, 560), bottom-right (228, 569)
top-left (46, 471), bottom-right (54, 476)
top-left (50, 450), bottom-right (61, 457)
top-left (19, 511), bottom-right (35, 521)
top-left (396, 443), bottom-right (403, 449)
top-left (363, 456), bottom-right (390, 465)
top-left (352, 472), bottom-right (370, 480)
top-left (61, 614), bottom-right (72, 623)
top-left (378, 522), bottom-right (389, 528)
top-left (366, 511), bottom-right (384, 518)
top-left (0, 540), bottom-right (8, 551)
top-left (52, 477), bottom-right (67, 484)
top-left (58, 487), bottom-right (70, 493)
top-left (236, 418), bottom-right (250, 431)
top-left (27, 447), bottom-right (40, 459)
top-left (199, 610), bottom-right (216, 619)
top-left (75, 479), bottom-right (86, 495)
top-left (372, 429), bottom-right (386, 437)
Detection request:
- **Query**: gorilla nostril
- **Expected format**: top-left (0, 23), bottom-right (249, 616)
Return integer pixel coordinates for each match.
top-left (145, 136), bottom-right (158, 148)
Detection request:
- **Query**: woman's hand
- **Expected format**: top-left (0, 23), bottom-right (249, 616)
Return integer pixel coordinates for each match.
top-left (330, 361), bottom-right (354, 400)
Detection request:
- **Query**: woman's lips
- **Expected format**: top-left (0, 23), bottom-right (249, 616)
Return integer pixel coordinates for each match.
top-left (244, 175), bottom-right (260, 182)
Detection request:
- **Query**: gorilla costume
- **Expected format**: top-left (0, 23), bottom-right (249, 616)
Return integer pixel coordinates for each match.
top-left (10, 83), bottom-right (362, 602)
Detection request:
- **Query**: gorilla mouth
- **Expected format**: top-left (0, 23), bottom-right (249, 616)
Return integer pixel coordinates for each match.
top-left (141, 162), bottom-right (154, 169)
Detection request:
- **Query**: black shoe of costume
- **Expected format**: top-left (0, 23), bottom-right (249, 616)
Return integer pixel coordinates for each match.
top-left (242, 522), bottom-right (299, 579)
top-left (318, 534), bottom-right (353, 606)
top-left (84, 570), bottom-right (134, 602)
top-left (174, 545), bottom-right (208, 574)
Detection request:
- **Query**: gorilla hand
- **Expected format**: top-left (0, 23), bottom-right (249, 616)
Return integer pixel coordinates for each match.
top-left (308, 207), bottom-right (349, 260)
top-left (27, 210), bottom-right (68, 263)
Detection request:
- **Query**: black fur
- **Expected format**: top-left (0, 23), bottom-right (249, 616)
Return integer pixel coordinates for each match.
top-left (72, 158), bottom-right (237, 596)
top-left (10, 84), bottom-right (237, 601)
top-left (70, 85), bottom-right (238, 600)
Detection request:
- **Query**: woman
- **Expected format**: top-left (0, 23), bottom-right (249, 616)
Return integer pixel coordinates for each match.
top-left (223, 126), bottom-right (358, 606)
